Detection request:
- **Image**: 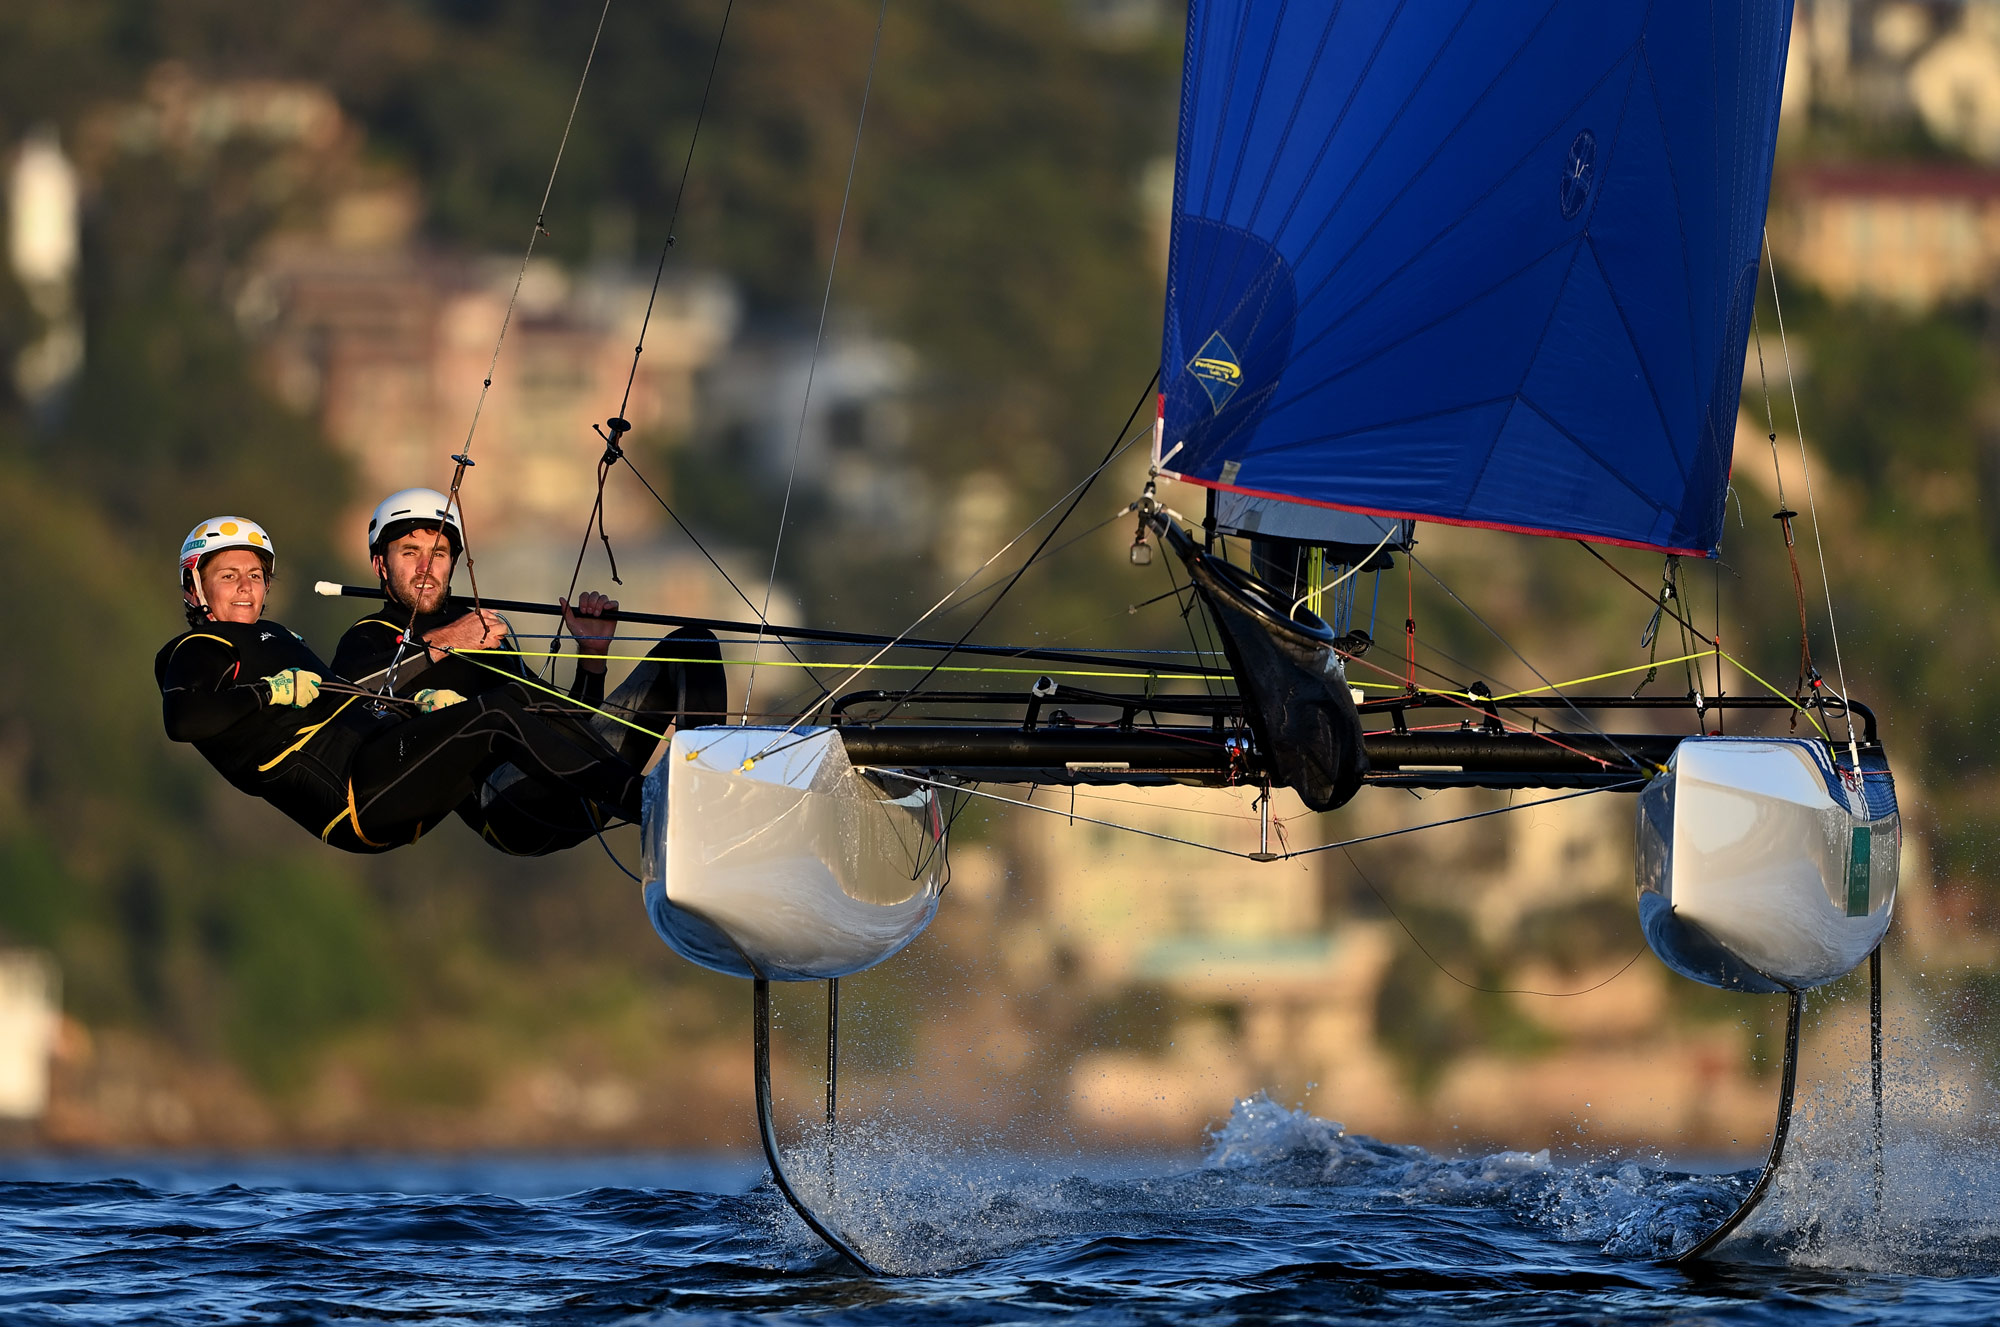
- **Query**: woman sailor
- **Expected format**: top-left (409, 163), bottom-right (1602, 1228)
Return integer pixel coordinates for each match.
top-left (156, 517), bottom-right (653, 851)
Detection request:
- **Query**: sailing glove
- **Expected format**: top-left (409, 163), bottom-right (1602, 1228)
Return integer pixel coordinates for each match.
top-left (264, 668), bottom-right (322, 708)
top-left (414, 688), bottom-right (466, 714)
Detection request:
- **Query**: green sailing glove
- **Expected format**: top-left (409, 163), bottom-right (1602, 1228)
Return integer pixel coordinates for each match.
top-left (264, 668), bottom-right (322, 708)
top-left (413, 688), bottom-right (466, 714)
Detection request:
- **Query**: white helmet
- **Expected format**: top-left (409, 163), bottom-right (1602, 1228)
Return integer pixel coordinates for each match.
top-left (366, 487), bottom-right (464, 558)
top-left (179, 516), bottom-right (275, 591)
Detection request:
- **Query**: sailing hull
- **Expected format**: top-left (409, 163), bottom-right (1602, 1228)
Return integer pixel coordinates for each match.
top-left (640, 727), bottom-right (946, 981)
top-left (1637, 737), bottom-right (1898, 992)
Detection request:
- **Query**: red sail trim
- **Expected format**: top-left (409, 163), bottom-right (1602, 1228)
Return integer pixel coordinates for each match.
top-left (1169, 473), bottom-right (1713, 558)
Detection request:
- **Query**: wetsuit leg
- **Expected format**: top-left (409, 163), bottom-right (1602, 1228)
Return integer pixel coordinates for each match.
top-left (590, 628), bottom-right (729, 766)
top-left (347, 682), bottom-right (646, 838)
top-left (665, 626), bottom-right (730, 729)
top-left (457, 767), bottom-right (604, 857)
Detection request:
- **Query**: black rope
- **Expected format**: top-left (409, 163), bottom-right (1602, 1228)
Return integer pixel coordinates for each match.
top-left (868, 371), bottom-right (1161, 723)
top-left (621, 0), bottom-right (734, 424)
top-left (1410, 551), bottom-right (1646, 775)
top-left (935, 510), bottom-right (1129, 622)
top-left (564, 0), bottom-right (736, 607)
top-left (382, 2), bottom-right (613, 693)
top-left (559, 0), bottom-right (737, 663)
top-left (1576, 540), bottom-right (1716, 646)
top-left (1162, 543), bottom-right (1221, 699)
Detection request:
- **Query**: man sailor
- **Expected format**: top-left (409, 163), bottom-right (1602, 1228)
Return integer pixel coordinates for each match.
top-left (332, 488), bottom-right (727, 855)
top-left (158, 517), bottom-right (652, 851)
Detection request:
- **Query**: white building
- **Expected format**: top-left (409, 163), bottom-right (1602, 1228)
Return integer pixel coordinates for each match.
top-left (0, 951), bottom-right (59, 1122)
top-left (6, 126), bottom-right (83, 415)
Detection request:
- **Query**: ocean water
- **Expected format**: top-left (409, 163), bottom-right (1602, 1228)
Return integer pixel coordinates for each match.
top-left (6, 1090), bottom-right (2000, 1326)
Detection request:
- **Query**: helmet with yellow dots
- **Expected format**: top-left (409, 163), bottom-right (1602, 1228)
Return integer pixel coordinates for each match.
top-left (179, 517), bottom-right (276, 594)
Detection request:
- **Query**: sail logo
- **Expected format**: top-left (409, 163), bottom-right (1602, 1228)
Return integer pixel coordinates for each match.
top-left (1560, 129), bottom-right (1596, 219)
top-left (1187, 331), bottom-right (1242, 413)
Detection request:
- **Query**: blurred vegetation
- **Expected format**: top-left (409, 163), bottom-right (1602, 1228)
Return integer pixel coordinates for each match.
top-left (0, 0), bottom-right (1181, 1136)
top-left (0, 0), bottom-right (1996, 1139)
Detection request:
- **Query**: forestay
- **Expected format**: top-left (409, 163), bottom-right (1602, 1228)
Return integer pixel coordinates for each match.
top-left (1157, 0), bottom-right (1794, 556)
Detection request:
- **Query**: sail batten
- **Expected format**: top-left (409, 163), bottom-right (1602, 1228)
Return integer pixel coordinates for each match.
top-left (1161, 1), bottom-right (1793, 556)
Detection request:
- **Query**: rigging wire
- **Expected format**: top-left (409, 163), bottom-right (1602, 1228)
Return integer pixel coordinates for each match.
top-left (936, 509), bottom-right (1131, 621)
top-left (1763, 228), bottom-right (1860, 760)
top-left (611, 454), bottom-right (830, 697)
top-left (595, 827), bottom-right (643, 883)
top-left (1408, 552), bottom-right (1645, 773)
top-left (863, 371), bottom-right (1164, 724)
top-left (380, 0), bottom-right (614, 693)
top-left (1751, 270), bottom-right (1823, 711)
top-left (1162, 535), bottom-right (1223, 698)
top-left (1575, 540), bottom-right (1715, 646)
top-left (453, 0), bottom-right (613, 492)
top-left (740, 428), bottom-right (1157, 764)
top-left (746, 0), bottom-right (891, 720)
top-left (868, 771), bottom-right (1641, 861)
top-left (562, 0), bottom-right (737, 619)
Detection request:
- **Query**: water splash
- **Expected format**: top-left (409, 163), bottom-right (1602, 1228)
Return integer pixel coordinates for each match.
top-left (748, 1091), bottom-right (1750, 1275)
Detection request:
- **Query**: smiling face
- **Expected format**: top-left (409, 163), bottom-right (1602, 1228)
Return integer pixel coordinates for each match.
top-left (372, 527), bottom-right (455, 615)
top-left (196, 548), bottom-right (270, 624)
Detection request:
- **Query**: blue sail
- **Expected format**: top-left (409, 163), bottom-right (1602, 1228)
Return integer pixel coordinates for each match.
top-left (1159, 1), bottom-right (1793, 556)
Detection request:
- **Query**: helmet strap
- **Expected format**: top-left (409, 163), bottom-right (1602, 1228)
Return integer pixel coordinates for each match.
top-left (185, 568), bottom-right (212, 619)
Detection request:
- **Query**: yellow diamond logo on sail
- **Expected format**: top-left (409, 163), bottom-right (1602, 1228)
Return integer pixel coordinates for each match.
top-left (1187, 331), bottom-right (1242, 413)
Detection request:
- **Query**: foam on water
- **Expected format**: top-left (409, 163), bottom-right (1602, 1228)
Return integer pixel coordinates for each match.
top-left (755, 1091), bottom-right (1746, 1276)
top-left (11, 980), bottom-right (2000, 1320)
top-left (757, 1055), bottom-right (2000, 1283)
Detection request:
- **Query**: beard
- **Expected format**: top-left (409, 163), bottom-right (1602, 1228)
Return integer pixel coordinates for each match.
top-left (387, 566), bottom-right (451, 614)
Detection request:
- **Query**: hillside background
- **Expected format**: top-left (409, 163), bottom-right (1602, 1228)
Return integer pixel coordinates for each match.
top-left (0, 0), bottom-right (1995, 1158)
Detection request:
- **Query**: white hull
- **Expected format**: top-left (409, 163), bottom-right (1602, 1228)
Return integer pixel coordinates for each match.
top-left (640, 726), bottom-right (947, 981)
top-left (1637, 737), bottom-right (1898, 992)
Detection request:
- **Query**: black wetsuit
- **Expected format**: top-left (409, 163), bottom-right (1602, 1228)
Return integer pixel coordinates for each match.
top-left (332, 600), bottom-right (728, 855)
top-left (330, 600), bottom-right (602, 709)
top-left (156, 619), bottom-right (402, 851)
top-left (159, 618), bottom-right (647, 852)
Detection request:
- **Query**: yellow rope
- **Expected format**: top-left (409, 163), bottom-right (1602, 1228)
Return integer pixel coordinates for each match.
top-left (1718, 650), bottom-right (1828, 738)
top-left (1356, 648), bottom-right (1830, 739)
top-left (454, 643), bottom-right (1828, 745)
top-left (457, 647), bottom-right (1214, 684)
top-left (1487, 652), bottom-right (1710, 701)
top-left (453, 651), bottom-right (671, 742)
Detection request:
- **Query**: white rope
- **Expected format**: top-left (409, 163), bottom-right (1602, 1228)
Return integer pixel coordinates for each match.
top-left (742, 430), bottom-right (1152, 764)
top-left (744, 0), bottom-right (890, 721)
top-left (1287, 522), bottom-right (1400, 621)
top-left (1762, 228), bottom-right (1861, 760)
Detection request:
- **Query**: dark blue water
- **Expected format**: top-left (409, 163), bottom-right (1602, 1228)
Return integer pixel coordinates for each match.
top-left (4, 1094), bottom-right (1997, 1325)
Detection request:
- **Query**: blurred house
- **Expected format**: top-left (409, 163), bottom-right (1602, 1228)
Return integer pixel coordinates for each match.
top-left (1000, 779), bottom-right (1775, 1148)
top-left (696, 320), bottom-right (925, 551)
top-left (80, 64), bottom-right (748, 556)
top-left (90, 61), bottom-right (349, 161)
top-left (0, 951), bottom-right (58, 1124)
top-left (1791, 1), bottom-right (2000, 159)
top-left (1776, 162), bottom-right (2000, 306)
top-left (1908, 5), bottom-right (2000, 157)
top-left (6, 127), bottom-right (83, 420)
top-left (241, 225), bottom-right (740, 551)
top-left (1068, 0), bottom-right (1165, 47)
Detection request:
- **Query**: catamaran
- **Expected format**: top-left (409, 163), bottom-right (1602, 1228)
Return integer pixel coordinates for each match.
top-left (323, 0), bottom-right (1895, 1274)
